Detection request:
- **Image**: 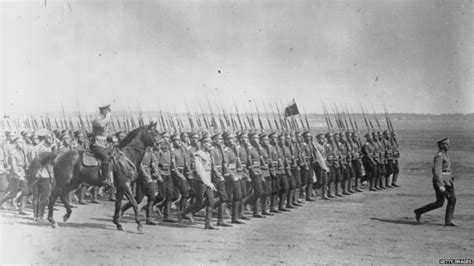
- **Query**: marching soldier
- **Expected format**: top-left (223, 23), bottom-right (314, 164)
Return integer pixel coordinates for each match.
top-left (362, 133), bottom-right (377, 191)
top-left (349, 132), bottom-right (364, 192)
top-left (372, 132), bottom-right (385, 189)
top-left (259, 133), bottom-right (275, 216)
top-left (210, 132), bottom-right (232, 226)
top-left (244, 132), bottom-right (266, 218)
top-left (301, 132), bottom-right (316, 201)
top-left (236, 131), bottom-right (251, 220)
top-left (338, 132), bottom-right (352, 195)
top-left (222, 131), bottom-right (245, 224)
top-left (414, 138), bottom-right (456, 226)
top-left (178, 132), bottom-right (217, 230)
top-left (325, 133), bottom-right (342, 197)
top-left (155, 131), bottom-right (176, 223)
top-left (315, 134), bottom-right (330, 199)
top-left (29, 129), bottom-right (54, 221)
top-left (269, 132), bottom-right (287, 213)
top-left (170, 133), bottom-right (191, 216)
top-left (0, 137), bottom-right (29, 215)
top-left (277, 133), bottom-right (292, 210)
top-left (383, 131), bottom-right (395, 188)
top-left (289, 133), bottom-right (304, 204)
top-left (390, 131), bottom-right (401, 187)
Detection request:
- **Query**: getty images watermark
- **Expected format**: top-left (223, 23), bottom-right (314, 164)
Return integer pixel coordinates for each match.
top-left (439, 259), bottom-right (472, 264)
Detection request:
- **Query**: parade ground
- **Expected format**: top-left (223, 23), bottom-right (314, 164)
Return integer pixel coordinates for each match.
top-left (1, 117), bottom-right (473, 265)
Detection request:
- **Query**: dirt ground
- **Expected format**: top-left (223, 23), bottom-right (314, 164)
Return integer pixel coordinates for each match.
top-left (1, 120), bottom-right (473, 265)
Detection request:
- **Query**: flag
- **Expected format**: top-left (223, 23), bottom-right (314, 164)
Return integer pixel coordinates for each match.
top-left (284, 99), bottom-right (300, 117)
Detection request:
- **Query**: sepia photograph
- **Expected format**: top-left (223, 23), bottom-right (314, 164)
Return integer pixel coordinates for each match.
top-left (1, 0), bottom-right (473, 264)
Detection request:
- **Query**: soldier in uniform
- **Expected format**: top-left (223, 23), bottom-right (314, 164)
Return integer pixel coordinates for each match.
top-left (269, 132), bottom-right (287, 212)
top-left (390, 131), bottom-right (401, 187)
top-left (338, 132), bottom-right (353, 195)
top-left (372, 132), bottom-right (385, 189)
top-left (178, 132), bottom-right (217, 230)
top-left (289, 133), bottom-right (304, 205)
top-left (349, 132), bottom-right (364, 192)
top-left (244, 132), bottom-right (266, 218)
top-left (325, 133), bottom-right (342, 197)
top-left (210, 132), bottom-right (232, 226)
top-left (91, 104), bottom-right (112, 185)
top-left (29, 128), bottom-right (54, 221)
top-left (414, 138), bottom-right (456, 226)
top-left (0, 137), bottom-right (29, 215)
top-left (277, 133), bottom-right (292, 210)
top-left (382, 131), bottom-right (394, 188)
top-left (155, 131), bottom-right (176, 223)
top-left (301, 132), bottom-right (316, 201)
top-left (315, 134), bottom-right (330, 199)
top-left (170, 133), bottom-right (191, 216)
top-left (259, 133), bottom-right (275, 216)
top-left (222, 131), bottom-right (245, 224)
top-left (362, 133), bottom-right (378, 191)
top-left (236, 131), bottom-right (251, 220)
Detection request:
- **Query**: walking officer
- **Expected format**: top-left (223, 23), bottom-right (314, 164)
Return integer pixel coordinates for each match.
top-left (414, 138), bottom-right (456, 226)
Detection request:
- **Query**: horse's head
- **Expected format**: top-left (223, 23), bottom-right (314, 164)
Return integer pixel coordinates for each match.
top-left (142, 121), bottom-right (161, 147)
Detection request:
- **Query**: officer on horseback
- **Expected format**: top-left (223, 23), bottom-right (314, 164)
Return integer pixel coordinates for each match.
top-left (91, 104), bottom-right (112, 185)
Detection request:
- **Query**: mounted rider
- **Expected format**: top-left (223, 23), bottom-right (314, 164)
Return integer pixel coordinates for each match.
top-left (91, 104), bottom-right (112, 184)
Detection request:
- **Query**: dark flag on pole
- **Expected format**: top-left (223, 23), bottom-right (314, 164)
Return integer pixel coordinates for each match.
top-left (284, 99), bottom-right (300, 117)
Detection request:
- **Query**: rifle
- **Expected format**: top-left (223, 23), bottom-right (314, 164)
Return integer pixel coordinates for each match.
top-left (253, 100), bottom-right (265, 132)
top-left (360, 104), bottom-right (371, 132)
top-left (234, 104), bottom-right (244, 131)
top-left (262, 101), bottom-right (273, 130)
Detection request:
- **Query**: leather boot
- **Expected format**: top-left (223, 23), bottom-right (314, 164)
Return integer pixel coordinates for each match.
top-left (163, 201), bottom-right (177, 223)
top-left (101, 162), bottom-right (111, 186)
top-left (279, 192), bottom-right (290, 211)
top-left (347, 179), bottom-right (355, 193)
top-left (270, 194), bottom-right (280, 213)
top-left (252, 198), bottom-right (265, 218)
top-left (385, 176), bottom-right (392, 188)
top-left (261, 196), bottom-right (273, 216)
top-left (91, 187), bottom-right (100, 203)
top-left (217, 202), bottom-right (232, 226)
top-left (335, 181), bottom-right (343, 197)
top-left (239, 199), bottom-right (250, 220)
top-left (342, 180), bottom-right (350, 195)
top-left (204, 206), bottom-right (218, 230)
top-left (369, 176), bottom-right (375, 191)
top-left (355, 178), bottom-right (363, 192)
top-left (78, 185), bottom-right (87, 204)
top-left (231, 201), bottom-right (245, 224)
top-left (18, 197), bottom-right (27, 215)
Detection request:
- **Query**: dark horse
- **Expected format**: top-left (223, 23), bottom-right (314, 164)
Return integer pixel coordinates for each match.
top-left (47, 122), bottom-right (160, 231)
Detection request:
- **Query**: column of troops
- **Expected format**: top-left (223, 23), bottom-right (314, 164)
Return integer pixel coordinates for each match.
top-left (0, 123), bottom-right (400, 230)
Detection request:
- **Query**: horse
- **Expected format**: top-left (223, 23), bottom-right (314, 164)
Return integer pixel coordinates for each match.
top-left (47, 122), bottom-right (160, 231)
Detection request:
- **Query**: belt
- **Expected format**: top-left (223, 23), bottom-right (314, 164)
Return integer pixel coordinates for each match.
top-left (252, 161), bottom-right (261, 166)
top-left (228, 163), bottom-right (236, 170)
top-left (441, 171), bottom-right (452, 175)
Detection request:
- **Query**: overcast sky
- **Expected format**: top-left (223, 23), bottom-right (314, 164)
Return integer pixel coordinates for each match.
top-left (1, 0), bottom-right (472, 115)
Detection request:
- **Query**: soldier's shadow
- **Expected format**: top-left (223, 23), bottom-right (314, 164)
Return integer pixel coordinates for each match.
top-left (370, 217), bottom-right (444, 226)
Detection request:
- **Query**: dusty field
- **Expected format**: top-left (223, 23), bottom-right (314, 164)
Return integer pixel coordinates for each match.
top-left (1, 119), bottom-right (473, 265)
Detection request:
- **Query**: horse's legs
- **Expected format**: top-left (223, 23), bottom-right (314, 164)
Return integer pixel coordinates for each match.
top-left (121, 183), bottom-right (143, 231)
top-left (113, 187), bottom-right (124, 231)
top-left (48, 186), bottom-right (61, 228)
top-left (59, 179), bottom-right (81, 223)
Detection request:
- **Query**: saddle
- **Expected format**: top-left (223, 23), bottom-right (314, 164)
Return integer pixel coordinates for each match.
top-left (82, 151), bottom-right (101, 167)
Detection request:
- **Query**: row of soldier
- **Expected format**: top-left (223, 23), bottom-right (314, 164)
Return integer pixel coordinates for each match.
top-left (0, 109), bottom-right (400, 230)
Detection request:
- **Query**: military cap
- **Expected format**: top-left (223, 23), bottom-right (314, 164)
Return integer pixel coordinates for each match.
top-left (61, 133), bottom-right (71, 140)
top-left (4, 131), bottom-right (12, 137)
top-left (268, 131), bottom-right (278, 138)
top-left (11, 136), bottom-right (21, 143)
top-left (199, 132), bottom-right (211, 142)
top-left (180, 132), bottom-right (188, 139)
top-left (316, 133), bottom-right (325, 138)
top-left (345, 131), bottom-right (352, 137)
top-left (436, 137), bottom-right (449, 145)
top-left (248, 131), bottom-right (258, 139)
top-left (20, 131), bottom-right (28, 137)
top-left (324, 132), bottom-right (333, 138)
top-left (352, 132), bottom-right (359, 137)
top-left (37, 128), bottom-right (50, 138)
top-left (188, 131), bottom-right (198, 139)
top-left (277, 133), bottom-right (285, 140)
top-left (170, 133), bottom-right (179, 140)
top-left (383, 130), bottom-right (390, 135)
top-left (160, 131), bottom-right (170, 138)
top-left (258, 133), bottom-right (268, 140)
top-left (365, 132), bottom-right (372, 138)
top-left (99, 104), bottom-right (111, 111)
top-left (222, 131), bottom-right (234, 139)
top-left (211, 132), bottom-right (222, 140)
top-left (302, 131), bottom-right (311, 137)
top-left (295, 131), bottom-right (301, 137)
